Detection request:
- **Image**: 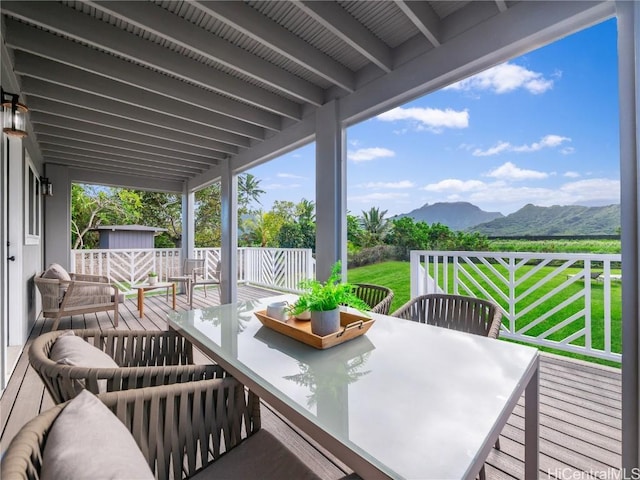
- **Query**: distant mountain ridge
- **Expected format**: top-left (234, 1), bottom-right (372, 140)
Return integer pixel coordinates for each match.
top-left (394, 202), bottom-right (504, 231)
top-left (469, 203), bottom-right (621, 236)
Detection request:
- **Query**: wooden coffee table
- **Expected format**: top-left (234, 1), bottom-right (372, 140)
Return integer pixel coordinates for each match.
top-left (132, 282), bottom-right (176, 318)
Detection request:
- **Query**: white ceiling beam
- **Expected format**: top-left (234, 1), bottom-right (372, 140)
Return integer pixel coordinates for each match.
top-left (49, 156), bottom-right (190, 181)
top-left (394, 1), bottom-right (441, 47)
top-left (88, 0), bottom-right (323, 106)
top-left (67, 166), bottom-right (184, 194)
top-left (38, 139), bottom-right (209, 172)
top-left (23, 87), bottom-right (250, 153)
top-left (30, 113), bottom-right (224, 160)
top-left (2, 16), bottom-right (294, 123)
top-left (34, 126), bottom-right (215, 167)
top-left (41, 147), bottom-right (197, 179)
top-left (18, 67), bottom-right (264, 141)
top-left (192, 0), bottom-right (355, 92)
top-left (26, 101), bottom-right (237, 156)
top-left (495, 1), bottom-right (508, 14)
top-left (293, 1), bottom-right (392, 73)
top-left (43, 150), bottom-right (193, 178)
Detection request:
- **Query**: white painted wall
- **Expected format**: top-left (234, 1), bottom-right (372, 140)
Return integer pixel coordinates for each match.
top-left (44, 163), bottom-right (71, 270)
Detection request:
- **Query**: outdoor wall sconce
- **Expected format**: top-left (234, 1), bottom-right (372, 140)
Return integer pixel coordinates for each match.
top-left (1, 87), bottom-right (28, 138)
top-left (40, 177), bottom-right (53, 196)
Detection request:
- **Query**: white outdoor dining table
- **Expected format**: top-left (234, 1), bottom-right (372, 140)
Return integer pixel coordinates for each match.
top-left (169, 294), bottom-right (539, 480)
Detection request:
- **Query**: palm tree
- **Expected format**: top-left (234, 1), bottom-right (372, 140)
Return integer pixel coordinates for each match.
top-left (360, 207), bottom-right (390, 246)
top-left (238, 173), bottom-right (265, 208)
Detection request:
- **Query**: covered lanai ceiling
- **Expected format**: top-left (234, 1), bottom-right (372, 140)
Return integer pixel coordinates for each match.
top-left (0, 1), bottom-right (614, 191)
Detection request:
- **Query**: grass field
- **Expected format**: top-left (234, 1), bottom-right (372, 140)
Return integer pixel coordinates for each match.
top-left (488, 238), bottom-right (621, 254)
top-left (348, 260), bottom-right (621, 368)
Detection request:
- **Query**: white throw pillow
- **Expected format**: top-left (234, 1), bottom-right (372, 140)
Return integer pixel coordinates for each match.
top-left (50, 331), bottom-right (119, 392)
top-left (41, 390), bottom-right (154, 480)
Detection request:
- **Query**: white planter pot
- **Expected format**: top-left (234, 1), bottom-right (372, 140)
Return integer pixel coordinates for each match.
top-left (296, 310), bottom-right (311, 321)
top-left (148, 276), bottom-right (157, 285)
top-left (310, 308), bottom-right (340, 336)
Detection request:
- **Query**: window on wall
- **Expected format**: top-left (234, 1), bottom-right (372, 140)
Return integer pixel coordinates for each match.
top-left (24, 155), bottom-right (41, 245)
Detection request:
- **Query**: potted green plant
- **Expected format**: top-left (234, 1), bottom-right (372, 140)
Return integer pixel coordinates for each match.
top-left (289, 262), bottom-right (370, 336)
top-left (148, 272), bottom-right (158, 285)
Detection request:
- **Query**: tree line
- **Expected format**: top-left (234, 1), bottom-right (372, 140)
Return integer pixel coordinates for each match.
top-left (71, 176), bottom-right (489, 264)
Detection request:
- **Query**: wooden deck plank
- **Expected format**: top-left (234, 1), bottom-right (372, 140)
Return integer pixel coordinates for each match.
top-left (1, 286), bottom-right (622, 479)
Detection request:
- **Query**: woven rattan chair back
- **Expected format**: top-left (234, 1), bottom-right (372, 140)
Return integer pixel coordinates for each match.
top-left (391, 293), bottom-right (502, 339)
top-left (1, 378), bottom-right (261, 480)
top-left (30, 329), bottom-right (228, 403)
top-left (352, 283), bottom-right (394, 315)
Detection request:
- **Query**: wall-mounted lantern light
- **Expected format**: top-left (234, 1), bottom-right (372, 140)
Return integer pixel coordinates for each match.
top-left (1, 87), bottom-right (28, 138)
top-left (40, 177), bottom-right (53, 196)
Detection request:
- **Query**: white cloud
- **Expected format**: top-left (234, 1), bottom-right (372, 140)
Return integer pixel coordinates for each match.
top-left (377, 106), bottom-right (469, 133)
top-left (263, 183), bottom-right (301, 190)
top-left (486, 162), bottom-right (548, 180)
top-left (559, 178), bottom-right (620, 199)
top-left (564, 171), bottom-right (581, 178)
top-left (348, 192), bottom-right (410, 202)
top-left (419, 177), bottom-right (619, 214)
top-left (423, 179), bottom-right (488, 193)
top-left (473, 135), bottom-right (571, 157)
top-left (512, 134), bottom-right (570, 152)
top-left (360, 181), bottom-right (415, 189)
top-left (446, 62), bottom-right (555, 95)
top-left (277, 173), bottom-right (305, 179)
top-left (561, 147), bottom-right (575, 155)
top-left (472, 141), bottom-right (511, 157)
top-left (347, 147), bottom-right (395, 163)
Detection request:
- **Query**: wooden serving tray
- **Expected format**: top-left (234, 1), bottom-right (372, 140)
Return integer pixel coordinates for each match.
top-left (254, 309), bottom-right (374, 349)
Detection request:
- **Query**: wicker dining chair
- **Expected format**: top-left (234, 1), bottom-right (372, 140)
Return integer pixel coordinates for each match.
top-left (0, 378), bottom-right (265, 480)
top-left (391, 293), bottom-right (503, 339)
top-left (30, 329), bottom-right (229, 403)
top-left (352, 283), bottom-right (394, 315)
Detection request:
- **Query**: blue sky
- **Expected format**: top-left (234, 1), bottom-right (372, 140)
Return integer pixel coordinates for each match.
top-left (248, 18), bottom-right (620, 216)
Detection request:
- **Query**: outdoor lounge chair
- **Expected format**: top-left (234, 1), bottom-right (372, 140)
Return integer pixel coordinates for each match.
top-left (34, 263), bottom-right (122, 330)
top-left (1, 379), bottom-right (327, 480)
top-left (352, 283), bottom-right (394, 315)
top-left (30, 329), bottom-right (229, 403)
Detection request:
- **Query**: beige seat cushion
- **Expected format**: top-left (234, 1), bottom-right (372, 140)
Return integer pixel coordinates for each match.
top-left (42, 263), bottom-right (72, 299)
top-left (50, 331), bottom-right (119, 392)
top-left (42, 263), bottom-right (71, 281)
top-left (190, 429), bottom-right (322, 480)
top-left (41, 390), bottom-right (154, 480)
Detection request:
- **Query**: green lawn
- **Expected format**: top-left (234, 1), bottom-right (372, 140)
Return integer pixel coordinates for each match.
top-left (348, 260), bottom-right (621, 368)
top-left (348, 261), bottom-right (411, 313)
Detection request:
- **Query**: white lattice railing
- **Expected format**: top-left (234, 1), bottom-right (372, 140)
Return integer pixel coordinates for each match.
top-left (70, 248), bottom-right (182, 293)
top-left (71, 247), bottom-right (315, 295)
top-left (242, 247), bottom-right (315, 292)
top-left (410, 250), bottom-right (622, 362)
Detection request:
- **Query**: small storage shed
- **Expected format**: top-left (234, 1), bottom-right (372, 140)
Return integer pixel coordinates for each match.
top-left (94, 225), bottom-right (166, 249)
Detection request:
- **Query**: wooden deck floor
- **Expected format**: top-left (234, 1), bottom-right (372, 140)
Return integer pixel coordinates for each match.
top-left (1, 285), bottom-right (621, 479)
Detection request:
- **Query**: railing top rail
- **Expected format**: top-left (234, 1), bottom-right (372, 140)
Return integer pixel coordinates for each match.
top-left (410, 250), bottom-right (621, 261)
top-left (72, 248), bottom-right (180, 253)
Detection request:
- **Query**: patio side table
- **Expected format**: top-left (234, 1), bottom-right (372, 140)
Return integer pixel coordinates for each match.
top-left (133, 282), bottom-right (176, 318)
